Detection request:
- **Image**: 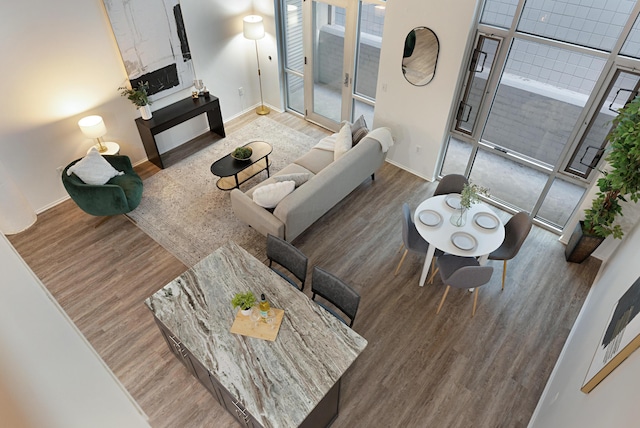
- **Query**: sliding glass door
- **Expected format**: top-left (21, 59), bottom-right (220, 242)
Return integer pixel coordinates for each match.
top-left (279, 0), bottom-right (385, 130)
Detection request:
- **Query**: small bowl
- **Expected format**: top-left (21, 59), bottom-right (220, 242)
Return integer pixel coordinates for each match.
top-left (231, 147), bottom-right (252, 161)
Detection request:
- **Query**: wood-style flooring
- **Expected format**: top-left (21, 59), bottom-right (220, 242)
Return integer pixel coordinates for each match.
top-left (8, 111), bottom-right (601, 428)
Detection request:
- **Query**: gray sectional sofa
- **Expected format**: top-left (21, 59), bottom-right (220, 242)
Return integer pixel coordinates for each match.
top-left (230, 127), bottom-right (392, 241)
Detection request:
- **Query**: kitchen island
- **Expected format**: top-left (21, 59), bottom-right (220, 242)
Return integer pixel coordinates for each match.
top-left (145, 242), bottom-right (367, 427)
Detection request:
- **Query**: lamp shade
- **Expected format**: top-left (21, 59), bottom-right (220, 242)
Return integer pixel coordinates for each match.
top-left (78, 115), bottom-right (107, 139)
top-left (243, 15), bottom-right (265, 40)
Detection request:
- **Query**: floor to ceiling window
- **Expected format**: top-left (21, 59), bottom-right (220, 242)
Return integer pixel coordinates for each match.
top-left (441, 0), bottom-right (640, 232)
top-left (279, 0), bottom-right (386, 130)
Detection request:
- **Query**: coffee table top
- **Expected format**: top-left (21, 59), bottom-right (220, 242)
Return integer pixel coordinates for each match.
top-left (210, 141), bottom-right (272, 177)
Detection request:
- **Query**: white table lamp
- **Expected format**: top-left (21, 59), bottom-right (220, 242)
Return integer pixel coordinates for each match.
top-left (78, 115), bottom-right (108, 153)
top-left (243, 15), bottom-right (270, 115)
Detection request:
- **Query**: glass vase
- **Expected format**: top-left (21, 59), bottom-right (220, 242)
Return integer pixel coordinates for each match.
top-left (450, 207), bottom-right (467, 227)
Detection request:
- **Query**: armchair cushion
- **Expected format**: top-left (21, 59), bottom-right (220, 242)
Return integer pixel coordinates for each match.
top-left (67, 147), bottom-right (124, 185)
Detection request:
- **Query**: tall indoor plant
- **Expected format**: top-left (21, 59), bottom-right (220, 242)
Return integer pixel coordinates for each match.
top-left (565, 95), bottom-right (640, 262)
top-left (118, 81), bottom-right (152, 120)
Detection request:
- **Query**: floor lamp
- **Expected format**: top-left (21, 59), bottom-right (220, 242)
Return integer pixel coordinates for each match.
top-left (243, 15), bottom-right (270, 115)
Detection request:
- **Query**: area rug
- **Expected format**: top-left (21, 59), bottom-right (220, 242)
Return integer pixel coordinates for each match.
top-left (127, 116), bottom-right (320, 266)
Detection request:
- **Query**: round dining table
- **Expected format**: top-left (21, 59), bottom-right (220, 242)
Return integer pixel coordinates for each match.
top-left (414, 194), bottom-right (505, 287)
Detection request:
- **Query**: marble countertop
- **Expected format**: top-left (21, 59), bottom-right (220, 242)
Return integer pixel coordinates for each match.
top-left (145, 242), bottom-right (367, 428)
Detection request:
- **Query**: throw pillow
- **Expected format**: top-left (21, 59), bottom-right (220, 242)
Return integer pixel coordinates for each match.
top-left (253, 181), bottom-right (296, 208)
top-left (351, 115), bottom-right (369, 145)
top-left (334, 122), bottom-right (353, 161)
top-left (67, 147), bottom-right (124, 185)
top-left (273, 173), bottom-right (311, 187)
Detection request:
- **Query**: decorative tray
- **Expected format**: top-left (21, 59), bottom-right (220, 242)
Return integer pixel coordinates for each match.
top-left (445, 194), bottom-right (462, 209)
top-left (230, 308), bottom-right (285, 341)
top-left (419, 210), bottom-right (443, 227)
top-left (473, 212), bottom-right (499, 230)
top-left (451, 231), bottom-right (477, 251)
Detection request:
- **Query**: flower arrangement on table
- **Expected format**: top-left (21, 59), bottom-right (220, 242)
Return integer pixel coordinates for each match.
top-left (118, 81), bottom-right (152, 107)
top-left (460, 182), bottom-right (490, 210)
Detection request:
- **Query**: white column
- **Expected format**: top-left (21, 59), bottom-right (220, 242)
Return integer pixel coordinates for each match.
top-left (0, 160), bottom-right (36, 235)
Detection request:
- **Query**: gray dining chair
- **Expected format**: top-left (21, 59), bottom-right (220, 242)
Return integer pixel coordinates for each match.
top-left (435, 255), bottom-right (494, 317)
top-left (266, 234), bottom-right (308, 291)
top-left (311, 266), bottom-right (360, 327)
top-left (395, 203), bottom-right (442, 275)
top-left (433, 174), bottom-right (468, 196)
top-left (488, 212), bottom-right (532, 290)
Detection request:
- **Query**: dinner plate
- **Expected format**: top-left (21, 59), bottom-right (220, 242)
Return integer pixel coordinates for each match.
top-left (445, 194), bottom-right (462, 209)
top-left (473, 212), bottom-right (499, 230)
top-left (419, 210), bottom-right (442, 227)
top-left (451, 232), bottom-right (477, 251)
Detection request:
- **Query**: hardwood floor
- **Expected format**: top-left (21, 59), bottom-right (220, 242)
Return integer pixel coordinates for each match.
top-left (8, 111), bottom-right (600, 428)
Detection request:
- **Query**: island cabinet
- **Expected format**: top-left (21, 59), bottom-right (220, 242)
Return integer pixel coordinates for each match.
top-left (145, 242), bottom-right (367, 428)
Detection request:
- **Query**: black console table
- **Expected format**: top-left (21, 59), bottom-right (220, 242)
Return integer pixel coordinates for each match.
top-left (135, 95), bottom-right (225, 169)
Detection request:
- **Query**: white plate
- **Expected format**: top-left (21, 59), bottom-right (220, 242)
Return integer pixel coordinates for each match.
top-left (473, 212), bottom-right (499, 230)
top-left (451, 232), bottom-right (477, 251)
top-left (419, 210), bottom-right (442, 227)
top-left (445, 195), bottom-right (462, 209)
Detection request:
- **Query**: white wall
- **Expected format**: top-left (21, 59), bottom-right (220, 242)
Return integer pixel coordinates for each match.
top-left (529, 220), bottom-right (640, 427)
top-left (373, 0), bottom-right (479, 181)
top-left (0, 234), bottom-right (150, 427)
top-left (0, 0), bottom-right (281, 214)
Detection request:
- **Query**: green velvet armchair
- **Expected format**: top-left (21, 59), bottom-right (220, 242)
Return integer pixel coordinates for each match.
top-left (62, 155), bottom-right (143, 217)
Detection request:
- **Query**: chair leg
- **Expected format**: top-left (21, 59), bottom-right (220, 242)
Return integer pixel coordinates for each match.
top-left (397, 243), bottom-right (404, 253)
top-left (427, 266), bottom-right (439, 284)
top-left (436, 285), bottom-right (450, 314)
top-left (394, 249), bottom-right (408, 275)
top-left (501, 260), bottom-right (507, 290)
top-left (472, 288), bottom-right (479, 317)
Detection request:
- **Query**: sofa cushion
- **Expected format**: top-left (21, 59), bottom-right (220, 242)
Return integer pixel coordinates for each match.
top-left (252, 181), bottom-right (296, 208)
top-left (334, 122), bottom-right (353, 161)
top-left (351, 115), bottom-right (369, 145)
top-left (273, 173), bottom-right (311, 187)
top-left (67, 147), bottom-right (124, 185)
top-left (294, 148), bottom-right (335, 174)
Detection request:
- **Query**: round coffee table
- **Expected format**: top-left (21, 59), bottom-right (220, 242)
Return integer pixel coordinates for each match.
top-left (210, 141), bottom-right (272, 190)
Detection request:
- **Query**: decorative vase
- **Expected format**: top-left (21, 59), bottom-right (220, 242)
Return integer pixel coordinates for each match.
top-left (565, 221), bottom-right (605, 263)
top-left (450, 207), bottom-right (467, 227)
top-left (240, 308), bottom-right (252, 316)
top-left (139, 104), bottom-right (152, 120)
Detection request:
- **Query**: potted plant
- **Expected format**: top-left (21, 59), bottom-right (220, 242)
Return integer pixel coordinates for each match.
top-left (231, 291), bottom-right (256, 316)
top-left (565, 95), bottom-right (640, 263)
top-left (118, 81), bottom-right (153, 120)
top-left (451, 181), bottom-right (489, 226)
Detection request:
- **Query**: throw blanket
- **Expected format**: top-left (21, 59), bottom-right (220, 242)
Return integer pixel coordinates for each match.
top-left (313, 127), bottom-right (394, 153)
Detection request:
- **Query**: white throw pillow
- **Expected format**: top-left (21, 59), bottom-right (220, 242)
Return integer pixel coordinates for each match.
top-left (67, 147), bottom-right (123, 185)
top-left (273, 173), bottom-right (311, 187)
top-left (334, 122), bottom-right (353, 161)
top-left (253, 181), bottom-right (296, 208)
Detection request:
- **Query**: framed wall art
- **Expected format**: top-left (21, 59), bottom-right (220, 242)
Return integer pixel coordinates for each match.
top-left (582, 275), bottom-right (640, 393)
top-left (103, 0), bottom-right (194, 100)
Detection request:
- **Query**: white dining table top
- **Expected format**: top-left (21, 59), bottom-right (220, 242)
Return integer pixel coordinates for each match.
top-left (414, 194), bottom-right (505, 259)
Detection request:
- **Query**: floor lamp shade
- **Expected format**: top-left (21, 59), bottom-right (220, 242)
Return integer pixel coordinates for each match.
top-left (243, 15), bottom-right (265, 40)
top-left (243, 15), bottom-right (270, 115)
top-left (0, 160), bottom-right (36, 235)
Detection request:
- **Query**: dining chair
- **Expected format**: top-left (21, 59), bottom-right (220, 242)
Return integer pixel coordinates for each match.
top-left (266, 234), bottom-right (308, 291)
top-left (488, 212), bottom-right (532, 290)
top-left (435, 255), bottom-right (494, 317)
top-left (395, 203), bottom-right (442, 275)
top-left (433, 174), bottom-right (468, 196)
top-left (311, 266), bottom-right (360, 327)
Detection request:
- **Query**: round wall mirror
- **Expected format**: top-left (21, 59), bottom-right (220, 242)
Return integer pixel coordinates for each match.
top-left (402, 27), bottom-right (439, 86)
